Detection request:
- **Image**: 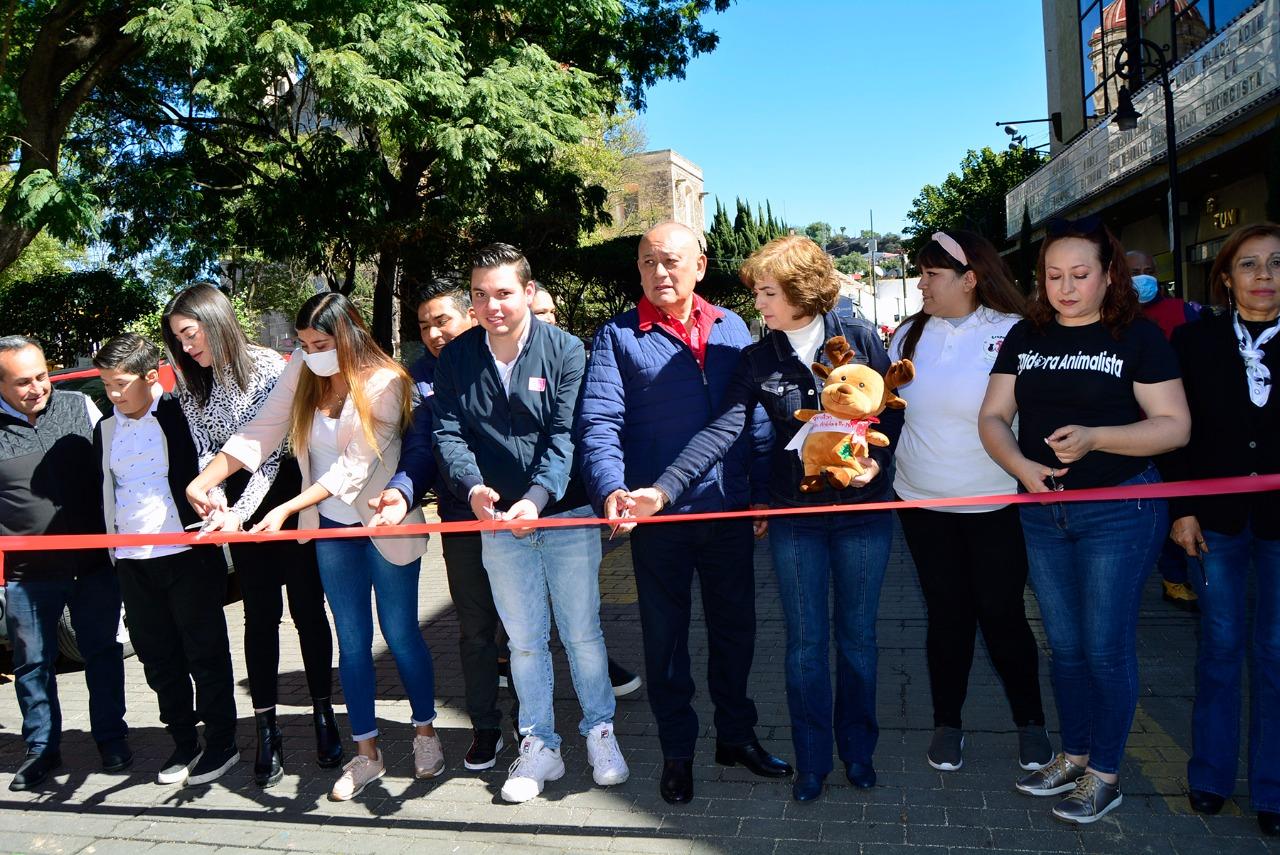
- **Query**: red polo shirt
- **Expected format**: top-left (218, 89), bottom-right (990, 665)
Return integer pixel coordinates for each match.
top-left (637, 294), bottom-right (723, 370)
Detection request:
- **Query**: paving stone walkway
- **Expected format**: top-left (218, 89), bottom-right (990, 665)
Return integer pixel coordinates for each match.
top-left (1, 517), bottom-right (1277, 854)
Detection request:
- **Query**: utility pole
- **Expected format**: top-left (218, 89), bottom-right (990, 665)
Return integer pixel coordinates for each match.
top-left (868, 210), bottom-right (878, 327)
top-left (901, 247), bottom-right (909, 321)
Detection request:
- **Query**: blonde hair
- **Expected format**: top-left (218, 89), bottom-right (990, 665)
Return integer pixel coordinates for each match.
top-left (289, 293), bottom-right (413, 459)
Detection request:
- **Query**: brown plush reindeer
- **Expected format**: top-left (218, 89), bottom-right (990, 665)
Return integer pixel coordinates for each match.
top-left (788, 336), bottom-right (915, 492)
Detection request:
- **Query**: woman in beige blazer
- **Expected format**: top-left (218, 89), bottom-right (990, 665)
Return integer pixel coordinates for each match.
top-left (187, 292), bottom-right (440, 802)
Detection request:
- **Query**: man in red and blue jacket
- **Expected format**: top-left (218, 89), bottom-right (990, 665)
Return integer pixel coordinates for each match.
top-left (575, 222), bottom-right (791, 805)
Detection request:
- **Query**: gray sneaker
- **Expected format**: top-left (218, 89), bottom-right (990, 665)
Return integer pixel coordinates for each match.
top-left (1017, 725), bottom-right (1054, 771)
top-left (927, 726), bottom-right (964, 771)
top-left (1052, 773), bottom-right (1123, 824)
top-left (1015, 753), bottom-right (1086, 796)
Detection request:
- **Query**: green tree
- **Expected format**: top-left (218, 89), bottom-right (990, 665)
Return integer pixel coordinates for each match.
top-left (804, 221), bottom-right (832, 248)
top-left (1, 1), bottom-right (732, 351)
top-left (0, 2), bottom-right (143, 271)
top-left (833, 253), bottom-right (867, 276)
top-left (903, 146), bottom-right (1046, 258)
top-left (0, 269), bottom-right (156, 365)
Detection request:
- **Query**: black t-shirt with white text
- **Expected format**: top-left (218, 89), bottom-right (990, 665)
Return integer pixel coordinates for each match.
top-left (990, 317), bottom-right (1179, 489)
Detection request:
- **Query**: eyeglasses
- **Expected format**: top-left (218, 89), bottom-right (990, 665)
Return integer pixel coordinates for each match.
top-left (1233, 254), bottom-right (1280, 276)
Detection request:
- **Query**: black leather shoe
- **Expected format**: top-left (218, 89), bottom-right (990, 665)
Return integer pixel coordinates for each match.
top-left (254, 710), bottom-right (284, 787)
top-left (1260, 811), bottom-right (1280, 837)
top-left (99, 739), bottom-right (134, 773)
top-left (714, 740), bottom-right (793, 778)
top-left (845, 761), bottom-right (876, 789)
top-left (660, 759), bottom-right (694, 804)
top-left (792, 772), bottom-right (825, 802)
top-left (313, 699), bottom-right (343, 769)
top-left (1188, 789), bottom-right (1225, 815)
top-left (9, 751), bottom-right (61, 791)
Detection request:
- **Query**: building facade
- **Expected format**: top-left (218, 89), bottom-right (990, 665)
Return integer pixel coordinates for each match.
top-left (1008, 0), bottom-right (1279, 304)
top-left (606, 149), bottom-right (706, 236)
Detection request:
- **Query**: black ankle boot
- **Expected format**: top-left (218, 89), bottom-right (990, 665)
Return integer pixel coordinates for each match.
top-left (313, 699), bottom-right (343, 769)
top-left (253, 709), bottom-right (284, 787)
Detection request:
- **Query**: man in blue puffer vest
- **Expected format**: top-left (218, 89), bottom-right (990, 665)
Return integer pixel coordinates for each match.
top-left (576, 222), bottom-right (793, 805)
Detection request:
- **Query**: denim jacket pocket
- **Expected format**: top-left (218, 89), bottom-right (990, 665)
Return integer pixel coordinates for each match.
top-left (760, 379), bottom-right (805, 423)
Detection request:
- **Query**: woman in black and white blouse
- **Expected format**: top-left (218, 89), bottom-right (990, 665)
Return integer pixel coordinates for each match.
top-left (162, 284), bottom-right (341, 787)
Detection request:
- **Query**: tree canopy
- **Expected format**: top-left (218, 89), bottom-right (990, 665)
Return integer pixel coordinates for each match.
top-left (1, 0), bottom-right (732, 349)
top-left (902, 146), bottom-right (1045, 259)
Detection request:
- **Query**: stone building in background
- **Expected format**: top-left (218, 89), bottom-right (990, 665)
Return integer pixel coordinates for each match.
top-left (606, 149), bottom-right (706, 236)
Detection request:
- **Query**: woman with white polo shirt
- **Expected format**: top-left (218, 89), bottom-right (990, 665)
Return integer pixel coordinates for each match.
top-left (889, 230), bottom-right (1050, 775)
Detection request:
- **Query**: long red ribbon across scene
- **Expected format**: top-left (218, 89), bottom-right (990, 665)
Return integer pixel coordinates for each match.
top-left (1, 475), bottom-right (1276, 573)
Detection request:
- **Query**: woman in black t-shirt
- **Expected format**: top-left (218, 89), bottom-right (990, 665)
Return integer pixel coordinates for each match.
top-left (978, 219), bottom-right (1190, 825)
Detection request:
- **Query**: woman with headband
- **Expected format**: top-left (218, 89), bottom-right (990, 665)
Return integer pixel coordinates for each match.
top-left (978, 218), bottom-right (1189, 824)
top-left (889, 230), bottom-right (1050, 776)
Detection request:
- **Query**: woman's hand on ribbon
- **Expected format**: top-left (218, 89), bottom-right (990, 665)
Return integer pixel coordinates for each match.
top-left (186, 479), bottom-right (226, 519)
top-left (195, 508), bottom-right (241, 539)
top-left (1014, 458), bottom-right (1069, 494)
top-left (249, 504), bottom-right (292, 534)
top-left (368, 489), bottom-right (409, 527)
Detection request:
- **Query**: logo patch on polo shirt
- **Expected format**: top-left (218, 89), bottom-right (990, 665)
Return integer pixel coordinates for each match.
top-left (983, 334), bottom-right (1005, 362)
top-left (528, 377), bottom-right (547, 392)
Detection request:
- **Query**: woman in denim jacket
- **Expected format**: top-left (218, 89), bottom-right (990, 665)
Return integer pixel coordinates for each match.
top-left (630, 235), bottom-right (901, 802)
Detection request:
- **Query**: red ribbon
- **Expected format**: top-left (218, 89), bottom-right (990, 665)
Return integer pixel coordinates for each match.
top-left (1, 475), bottom-right (1276, 564)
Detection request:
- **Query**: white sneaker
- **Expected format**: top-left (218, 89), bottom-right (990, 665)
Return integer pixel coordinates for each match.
top-left (500, 736), bottom-right (565, 803)
top-left (585, 722), bottom-right (629, 786)
top-left (413, 732), bottom-right (445, 779)
top-left (329, 750), bottom-right (385, 801)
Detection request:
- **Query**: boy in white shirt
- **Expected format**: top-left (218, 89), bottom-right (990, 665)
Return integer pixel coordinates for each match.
top-left (92, 334), bottom-right (238, 787)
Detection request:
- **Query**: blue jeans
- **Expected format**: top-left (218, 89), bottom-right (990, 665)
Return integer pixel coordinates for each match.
top-left (769, 510), bottom-right (892, 775)
top-left (315, 517), bottom-right (436, 741)
top-left (4, 567), bottom-right (128, 753)
top-left (1188, 525), bottom-right (1280, 812)
top-left (481, 505), bottom-right (614, 750)
top-left (1019, 465), bottom-right (1166, 775)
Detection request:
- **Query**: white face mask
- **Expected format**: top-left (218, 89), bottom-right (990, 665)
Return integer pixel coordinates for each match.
top-left (302, 348), bottom-right (340, 377)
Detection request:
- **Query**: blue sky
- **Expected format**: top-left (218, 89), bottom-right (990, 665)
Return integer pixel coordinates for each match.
top-left (637, 1), bottom-right (1051, 236)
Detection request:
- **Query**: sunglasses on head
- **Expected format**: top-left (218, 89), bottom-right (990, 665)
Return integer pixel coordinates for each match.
top-left (1046, 214), bottom-right (1104, 237)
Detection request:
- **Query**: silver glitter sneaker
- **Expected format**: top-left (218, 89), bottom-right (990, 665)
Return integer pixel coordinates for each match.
top-left (1015, 752), bottom-right (1087, 796)
top-left (1051, 773), bottom-right (1123, 824)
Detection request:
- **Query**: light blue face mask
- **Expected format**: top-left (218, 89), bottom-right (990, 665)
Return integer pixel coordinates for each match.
top-left (1131, 273), bottom-right (1159, 304)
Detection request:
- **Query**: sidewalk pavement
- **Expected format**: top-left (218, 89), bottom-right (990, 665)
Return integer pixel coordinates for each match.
top-left (1, 517), bottom-right (1277, 855)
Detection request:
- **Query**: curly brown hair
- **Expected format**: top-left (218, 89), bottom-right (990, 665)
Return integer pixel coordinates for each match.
top-left (1027, 222), bottom-right (1138, 337)
top-left (739, 235), bottom-right (840, 319)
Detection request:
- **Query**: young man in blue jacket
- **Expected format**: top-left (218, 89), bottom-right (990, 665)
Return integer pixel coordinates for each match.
top-left (575, 221), bottom-right (792, 804)
top-left (431, 243), bottom-right (628, 803)
top-left (371, 288), bottom-right (516, 772)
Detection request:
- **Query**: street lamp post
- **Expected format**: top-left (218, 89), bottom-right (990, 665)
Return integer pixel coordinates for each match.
top-left (1114, 38), bottom-right (1183, 298)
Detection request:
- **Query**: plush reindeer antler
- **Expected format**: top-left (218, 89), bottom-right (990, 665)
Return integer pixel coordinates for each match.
top-left (812, 336), bottom-right (856, 379)
top-left (825, 336), bottom-right (855, 367)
